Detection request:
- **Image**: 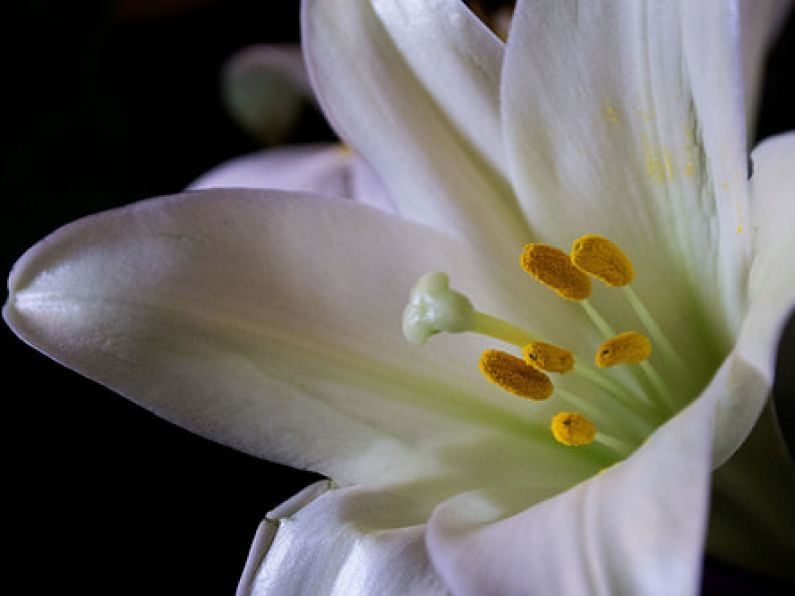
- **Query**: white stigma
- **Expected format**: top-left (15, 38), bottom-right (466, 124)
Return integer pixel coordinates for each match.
top-left (402, 272), bottom-right (475, 345)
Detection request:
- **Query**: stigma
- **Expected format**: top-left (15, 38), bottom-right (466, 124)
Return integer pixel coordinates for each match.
top-left (402, 272), bottom-right (475, 345)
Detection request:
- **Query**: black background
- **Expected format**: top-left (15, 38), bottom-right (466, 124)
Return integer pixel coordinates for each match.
top-left (3, 1), bottom-right (793, 594)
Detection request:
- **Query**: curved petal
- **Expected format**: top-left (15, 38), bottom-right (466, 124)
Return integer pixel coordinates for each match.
top-left (502, 0), bottom-right (759, 348)
top-left (302, 0), bottom-right (530, 262)
top-left (222, 44), bottom-right (313, 145)
top-left (736, 132), bottom-right (795, 381)
top-left (427, 353), bottom-right (742, 596)
top-left (188, 144), bottom-right (394, 212)
top-left (709, 130), bottom-right (795, 464)
top-left (240, 482), bottom-right (447, 595)
top-left (4, 189), bottom-right (600, 507)
top-left (237, 480), bottom-right (333, 595)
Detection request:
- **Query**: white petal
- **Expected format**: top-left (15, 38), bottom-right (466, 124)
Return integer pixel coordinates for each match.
top-left (188, 144), bottom-right (394, 212)
top-left (710, 353), bottom-right (770, 468)
top-left (241, 483), bottom-right (447, 595)
top-left (302, 0), bottom-right (530, 262)
top-left (237, 480), bottom-right (334, 595)
top-left (222, 44), bottom-right (312, 145)
top-left (737, 132), bottom-right (795, 381)
top-left (427, 355), bottom-right (740, 596)
top-left (369, 0), bottom-right (506, 171)
top-left (503, 0), bottom-right (756, 346)
top-left (4, 189), bottom-right (598, 503)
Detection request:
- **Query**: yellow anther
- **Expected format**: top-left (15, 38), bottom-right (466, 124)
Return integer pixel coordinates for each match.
top-left (595, 331), bottom-right (652, 368)
top-left (523, 341), bottom-right (574, 374)
top-left (551, 412), bottom-right (596, 446)
top-left (570, 234), bottom-right (634, 287)
top-left (519, 244), bottom-right (591, 301)
top-left (479, 349), bottom-right (553, 401)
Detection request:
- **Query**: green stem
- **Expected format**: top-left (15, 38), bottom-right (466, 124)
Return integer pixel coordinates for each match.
top-left (581, 300), bottom-right (616, 338)
top-left (470, 311), bottom-right (536, 347)
top-left (622, 285), bottom-right (688, 372)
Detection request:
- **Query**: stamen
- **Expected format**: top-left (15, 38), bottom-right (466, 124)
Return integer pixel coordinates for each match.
top-left (571, 234), bottom-right (634, 287)
top-left (580, 300), bottom-right (616, 339)
top-left (550, 412), bottom-right (596, 446)
top-left (638, 360), bottom-right (678, 412)
top-left (596, 331), bottom-right (652, 368)
top-left (595, 432), bottom-right (636, 455)
top-left (520, 243), bottom-right (591, 301)
top-left (479, 349), bottom-right (553, 401)
top-left (571, 363), bottom-right (662, 418)
top-left (556, 387), bottom-right (658, 440)
top-left (621, 285), bottom-right (686, 371)
top-left (523, 341), bottom-right (574, 373)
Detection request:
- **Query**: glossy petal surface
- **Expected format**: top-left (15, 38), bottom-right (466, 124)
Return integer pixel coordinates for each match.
top-left (242, 481), bottom-right (446, 595)
top-left (5, 189), bottom-right (600, 508)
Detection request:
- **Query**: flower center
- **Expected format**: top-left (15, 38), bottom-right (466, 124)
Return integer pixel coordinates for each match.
top-left (402, 234), bottom-right (688, 456)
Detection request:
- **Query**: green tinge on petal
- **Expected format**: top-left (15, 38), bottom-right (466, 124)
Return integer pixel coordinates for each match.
top-left (4, 189), bottom-right (596, 511)
top-left (428, 369), bottom-right (725, 596)
top-left (501, 0), bottom-right (753, 357)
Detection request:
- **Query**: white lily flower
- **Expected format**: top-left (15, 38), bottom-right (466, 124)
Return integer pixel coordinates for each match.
top-left (4, 1), bottom-right (795, 595)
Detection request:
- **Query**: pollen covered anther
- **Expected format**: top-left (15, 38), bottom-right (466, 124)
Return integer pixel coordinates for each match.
top-left (571, 234), bottom-right (634, 287)
top-left (520, 244), bottom-right (592, 301)
top-left (551, 412), bottom-right (596, 446)
top-left (479, 349), bottom-right (553, 400)
top-left (596, 331), bottom-right (652, 368)
top-left (523, 341), bottom-right (574, 373)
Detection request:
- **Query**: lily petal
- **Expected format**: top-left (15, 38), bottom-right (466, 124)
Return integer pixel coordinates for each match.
top-left (737, 132), bottom-right (795, 382)
top-left (240, 481), bottom-right (446, 595)
top-left (427, 354), bottom-right (743, 596)
top-left (502, 0), bottom-right (758, 346)
top-left (302, 0), bottom-right (530, 262)
top-left (709, 132), bottom-right (795, 463)
top-left (4, 189), bottom-right (598, 506)
top-left (188, 144), bottom-right (394, 212)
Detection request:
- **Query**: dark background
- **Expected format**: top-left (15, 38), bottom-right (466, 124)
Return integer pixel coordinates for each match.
top-left (3, 1), bottom-right (793, 594)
